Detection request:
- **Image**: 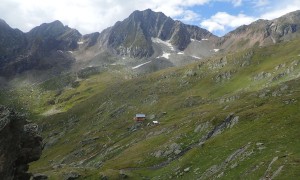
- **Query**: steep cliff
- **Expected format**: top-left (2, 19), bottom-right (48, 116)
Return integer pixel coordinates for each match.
top-left (0, 105), bottom-right (43, 180)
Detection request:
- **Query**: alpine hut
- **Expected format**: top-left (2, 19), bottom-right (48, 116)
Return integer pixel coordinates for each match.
top-left (134, 114), bottom-right (146, 122)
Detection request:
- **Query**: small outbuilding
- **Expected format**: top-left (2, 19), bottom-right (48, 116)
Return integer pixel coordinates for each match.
top-left (152, 121), bottom-right (159, 125)
top-left (134, 114), bottom-right (146, 122)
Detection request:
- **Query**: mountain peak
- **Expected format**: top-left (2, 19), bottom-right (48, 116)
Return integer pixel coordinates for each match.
top-left (27, 20), bottom-right (77, 39)
top-left (131, 8), bottom-right (157, 15)
top-left (128, 8), bottom-right (166, 22)
top-left (99, 9), bottom-right (216, 58)
top-left (48, 20), bottom-right (64, 27)
top-left (37, 20), bottom-right (65, 30)
top-left (0, 18), bottom-right (11, 29)
top-left (0, 18), bottom-right (7, 24)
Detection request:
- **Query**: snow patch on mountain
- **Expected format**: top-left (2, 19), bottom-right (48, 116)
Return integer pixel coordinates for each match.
top-left (152, 38), bottom-right (175, 51)
top-left (191, 55), bottom-right (201, 59)
top-left (132, 61), bottom-right (151, 69)
top-left (157, 52), bottom-right (171, 59)
top-left (191, 39), bottom-right (201, 43)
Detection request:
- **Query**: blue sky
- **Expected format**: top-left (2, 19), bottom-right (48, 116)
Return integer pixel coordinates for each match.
top-left (173, 0), bottom-right (300, 36)
top-left (1, 0), bottom-right (300, 36)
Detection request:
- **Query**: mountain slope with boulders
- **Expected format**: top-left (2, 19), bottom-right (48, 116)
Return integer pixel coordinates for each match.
top-left (1, 34), bottom-right (298, 179)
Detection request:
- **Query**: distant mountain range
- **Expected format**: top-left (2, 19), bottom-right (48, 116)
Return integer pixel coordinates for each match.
top-left (1, 9), bottom-right (300, 79)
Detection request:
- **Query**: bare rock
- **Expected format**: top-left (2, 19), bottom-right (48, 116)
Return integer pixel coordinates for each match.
top-left (32, 173), bottom-right (48, 180)
top-left (63, 171), bottom-right (81, 180)
top-left (184, 167), bottom-right (190, 172)
top-left (0, 105), bottom-right (43, 180)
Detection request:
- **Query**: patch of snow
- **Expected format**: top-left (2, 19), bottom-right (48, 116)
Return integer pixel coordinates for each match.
top-left (110, 63), bottom-right (117, 65)
top-left (213, 49), bottom-right (220, 52)
top-left (57, 50), bottom-right (63, 53)
top-left (132, 61), bottom-right (151, 69)
top-left (191, 55), bottom-right (201, 59)
top-left (201, 39), bottom-right (209, 41)
top-left (122, 57), bottom-right (126, 60)
top-left (151, 38), bottom-right (175, 51)
top-left (177, 52), bottom-right (184, 55)
top-left (191, 39), bottom-right (201, 43)
top-left (68, 51), bottom-right (73, 54)
top-left (157, 52), bottom-right (170, 59)
top-left (77, 41), bottom-right (84, 45)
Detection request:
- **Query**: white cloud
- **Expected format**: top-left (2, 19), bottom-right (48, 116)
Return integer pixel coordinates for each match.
top-left (201, 21), bottom-right (225, 32)
top-left (179, 10), bottom-right (201, 22)
top-left (260, 5), bottom-right (300, 20)
top-left (0, 0), bottom-right (211, 34)
top-left (232, 0), bottom-right (242, 7)
top-left (200, 0), bottom-right (300, 36)
top-left (200, 12), bottom-right (255, 32)
top-left (0, 0), bottom-right (299, 36)
top-left (253, 0), bottom-right (269, 7)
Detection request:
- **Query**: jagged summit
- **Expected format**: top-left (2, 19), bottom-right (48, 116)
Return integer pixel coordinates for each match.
top-left (27, 20), bottom-right (81, 39)
top-left (96, 8), bottom-right (217, 58)
top-left (0, 18), bottom-right (10, 28)
top-left (0, 19), bottom-right (81, 78)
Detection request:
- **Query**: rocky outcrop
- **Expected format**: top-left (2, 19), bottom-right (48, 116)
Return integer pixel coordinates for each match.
top-left (199, 113), bottom-right (239, 144)
top-left (0, 105), bottom-right (43, 180)
top-left (200, 143), bottom-right (252, 179)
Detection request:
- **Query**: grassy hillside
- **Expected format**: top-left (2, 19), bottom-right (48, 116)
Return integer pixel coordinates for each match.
top-left (2, 38), bottom-right (300, 179)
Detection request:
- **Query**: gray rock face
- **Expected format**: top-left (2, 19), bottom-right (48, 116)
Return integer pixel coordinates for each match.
top-left (32, 173), bottom-right (49, 180)
top-left (0, 19), bottom-right (81, 77)
top-left (63, 171), bottom-right (81, 180)
top-left (97, 9), bottom-right (217, 58)
top-left (199, 113), bottom-right (239, 144)
top-left (0, 105), bottom-right (43, 180)
top-left (0, 19), bottom-right (27, 59)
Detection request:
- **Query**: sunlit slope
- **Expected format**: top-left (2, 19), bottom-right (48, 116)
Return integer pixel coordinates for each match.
top-left (26, 38), bottom-right (300, 179)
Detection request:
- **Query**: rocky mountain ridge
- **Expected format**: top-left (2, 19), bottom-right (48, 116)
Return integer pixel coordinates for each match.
top-left (0, 20), bottom-right (81, 78)
top-left (218, 10), bottom-right (300, 51)
top-left (1, 9), bottom-right (300, 80)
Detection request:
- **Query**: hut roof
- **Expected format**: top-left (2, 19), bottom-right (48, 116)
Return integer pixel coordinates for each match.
top-left (136, 114), bottom-right (146, 118)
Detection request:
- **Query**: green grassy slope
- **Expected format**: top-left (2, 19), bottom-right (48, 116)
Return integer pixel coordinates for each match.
top-left (2, 38), bottom-right (300, 179)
